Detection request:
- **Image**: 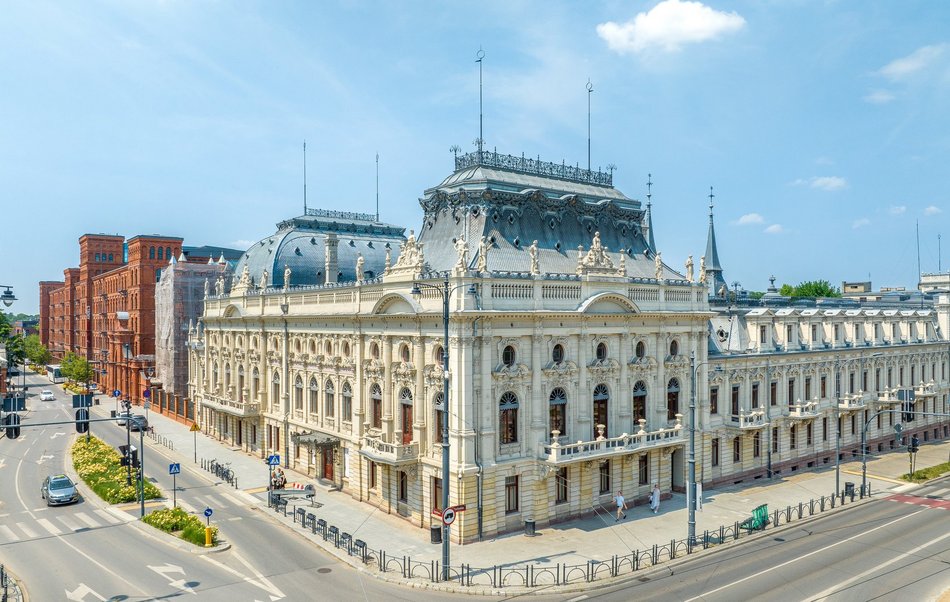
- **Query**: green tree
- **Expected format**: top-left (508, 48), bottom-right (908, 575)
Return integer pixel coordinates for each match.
top-left (779, 284), bottom-right (795, 296)
top-left (779, 280), bottom-right (842, 298)
top-left (62, 352), bottom-right (93, 383)
top-left (0, 312), bottom-right (25, 368)
top-left (23, 334), bottom-right (52, 366)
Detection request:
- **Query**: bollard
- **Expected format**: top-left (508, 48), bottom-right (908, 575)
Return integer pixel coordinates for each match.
top-left (354, 539), bottom-right (367, 563)
top-left (204, 526), bottom-right (213, 547)
top-left (328, 525), bottom-right (340, 547)
top-left (317, 518), bottom-right (328, 539)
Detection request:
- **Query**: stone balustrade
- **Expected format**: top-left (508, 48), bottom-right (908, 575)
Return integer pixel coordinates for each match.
top-left (539, 416), bottom-right (683, 464)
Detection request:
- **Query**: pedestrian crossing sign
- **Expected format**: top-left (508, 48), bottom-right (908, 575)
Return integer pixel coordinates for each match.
top-left (190, 423), bottom-right (201, 432)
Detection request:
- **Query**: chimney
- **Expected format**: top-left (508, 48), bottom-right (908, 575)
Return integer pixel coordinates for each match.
top-left (325, 233), bottom-right (339, 284)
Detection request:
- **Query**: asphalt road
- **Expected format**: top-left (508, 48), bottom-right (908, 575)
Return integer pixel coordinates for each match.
top-left (0, 371), bottom-right (469, 601)
top-left (571, 478), bottom-right (950, 601)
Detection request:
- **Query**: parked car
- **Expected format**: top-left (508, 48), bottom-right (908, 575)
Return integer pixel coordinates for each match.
top-left (39, 390), bottom-right (55, 401)
top-left (41, 474), bottom-right (79, 506)
top-left (129, 415), bottom-right (149, 432)
top-left (116, 410), bottom-right (132, 426)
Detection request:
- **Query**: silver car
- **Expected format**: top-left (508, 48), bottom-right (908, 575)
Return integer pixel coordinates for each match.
top-left (41, 474), bottom-right (79, 506)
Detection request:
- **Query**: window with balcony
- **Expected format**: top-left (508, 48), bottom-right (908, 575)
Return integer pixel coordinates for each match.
top-left (593, 383), bottom-right (610, 437)
top-left (667, 379), bottom-right (680, 420)
top-left (633, 381), bottom-right (647, 421)
top-left (325, 380), bottom-right (335, 417)
top-left (399, 388), bottom-right (413, 444)
top-left (308, 377), bottom-right (319, 414)
top-left (499, 392), bottom-right (519, 444)
top-left (549, 388), bottom-right (567, 439)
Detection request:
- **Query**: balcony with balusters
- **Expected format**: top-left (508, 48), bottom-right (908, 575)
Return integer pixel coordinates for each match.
top-left (538, 416), bottom-right (683, 465)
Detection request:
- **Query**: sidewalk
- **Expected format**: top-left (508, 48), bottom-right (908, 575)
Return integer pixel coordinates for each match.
top-left (108, 402), bottom-right (950, 589)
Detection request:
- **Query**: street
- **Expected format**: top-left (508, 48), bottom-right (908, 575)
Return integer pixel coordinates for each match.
top-left (0, 371), bottom-right (469, 601)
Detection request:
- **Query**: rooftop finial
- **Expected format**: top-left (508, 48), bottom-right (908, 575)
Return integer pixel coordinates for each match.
top-left (587, 78), bottom-right (593, 172)
top-left (375, 152), bottom-right (379, 222)
top-left (303, 140), bottom-right (308, 215)
top-left (708, 186), bottom-right (715, 219)
top-left (647, 173), bottom-right (653, 207)
top-left (476, 47), bottom-right (485, 158)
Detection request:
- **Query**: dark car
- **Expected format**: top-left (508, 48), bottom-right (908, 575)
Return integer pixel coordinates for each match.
top-left (128, 414), bottom-right (149, 432)
top-left (41, 474), bottom-right (79, 506)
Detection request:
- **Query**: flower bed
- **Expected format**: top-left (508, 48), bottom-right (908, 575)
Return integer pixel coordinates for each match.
top-left (903, 460), bottom-right (950, 483)
top-left (71, 437), bottom-right (161, 503)
top-left (142, 507), bottom-right (218, 547)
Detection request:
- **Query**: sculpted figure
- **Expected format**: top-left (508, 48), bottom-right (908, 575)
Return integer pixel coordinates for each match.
top-left (529, 240), bottom-right (539, 274)
top-left (654, 252), bottom-right (663, 281)
top-left (203, 278), bottom-right (209, 299)
top-left (356, 253), bottom-right (365, 281)
top-left (454, 237), bottom-right (468, 269)
top-left (283, 264), bottom-right (292, 291)
top-left (685, 255), bottom-right (694, 282)
top-left (477, 236), bottom-right (489, 272)
top-left (261, 268), bottom-right (269, 290)
top-left (699, 256), bottom-right (707, 284)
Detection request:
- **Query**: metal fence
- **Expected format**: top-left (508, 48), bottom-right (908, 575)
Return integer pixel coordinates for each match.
top-left (274, 484), bottom-right (872, 589)
top-left (1, 564), bottom-right (23, 602)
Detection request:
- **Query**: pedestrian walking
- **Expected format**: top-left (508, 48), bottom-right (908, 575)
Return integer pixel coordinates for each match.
top-left (650, 483), bottom-right (661, 514)
top-left (614, 490), bottom-right (627, 521)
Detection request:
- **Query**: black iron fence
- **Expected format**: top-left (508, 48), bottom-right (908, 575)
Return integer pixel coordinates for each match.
top-left (1, 564), bottom-right (23, 602)
top-left (275, 483), bottom-right (872, 589)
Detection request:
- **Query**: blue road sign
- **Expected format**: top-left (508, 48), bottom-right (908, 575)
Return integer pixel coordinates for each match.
top-left (204, 507), bottom-right (213, 518)
top-left (113, 389), bottom-right (121, 398)
top-left (143, 389), bottom-right (151, 398)
top-left (267, 454), bottom-right (281, 466)
top-left (169, 463), bottom-right (181, 475)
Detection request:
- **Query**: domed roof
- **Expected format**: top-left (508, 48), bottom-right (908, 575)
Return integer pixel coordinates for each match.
top-left (234, 209), bottom-right (405, 288)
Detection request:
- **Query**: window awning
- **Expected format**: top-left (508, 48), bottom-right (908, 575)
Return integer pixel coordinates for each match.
top-left (292, 431), bottom-right (341, 451)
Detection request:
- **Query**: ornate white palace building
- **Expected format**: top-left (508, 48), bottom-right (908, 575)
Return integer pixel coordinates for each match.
top-left (188, 151), bottom-right (950, 543)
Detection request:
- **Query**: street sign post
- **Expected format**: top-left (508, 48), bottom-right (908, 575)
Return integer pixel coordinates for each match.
top-left (441, 507), bottom-right (456, 526)
top-left (169, 463), bottom-right (181, 507)
top-left (204, 507), bottom-right (213, 526)
top-left (190, 422), bottom-right (200, 463)
top-left (266, 455), bottom-right (281, 507)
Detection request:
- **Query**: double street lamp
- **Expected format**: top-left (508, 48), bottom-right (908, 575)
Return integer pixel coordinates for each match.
top-left (410, 276), bottom-right (475, 581)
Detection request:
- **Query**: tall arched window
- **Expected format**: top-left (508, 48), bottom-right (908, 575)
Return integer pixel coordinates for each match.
top-left (165, 247), bottom-right (171, 260)
top-left (549, 388), bottom-right (567, 440)
top-left (433, 392), bottom-right (445, 443)
top-left (324, 379), bottom-right (335, 417)
top-left (499, 392), bottom-right (519, 444)
top-left (211, 362), bottom-right (219, 390)
top-left (251, 368), bottom-right (259, 402)
top-left (669, 340), bottom-right (679, 357)
top-left (400, 345), bottom-right (410, 363)
top-left (371, 343), bottom-right (380, 359)
top-left (633, 380), bottom-right (647, 422)
top-left (308, 377), bottom-right (319, 414)
top-left (271, 372), bottom-right (281, 410)
top-left (149, 246), bottom-right (155, 259)
top-left (342, 381), bottom-right (353, 421)
top-left (224, 363), bottom-right (231, 392)
top-left (294, 376), bottom-right (303, 411)
top-left (667, 378), bottom-right (681, 420)
top-left (157, 247), bottom-right (163, 260)
top-left (238, 366), bottom-right (245, 402)
top-left (502, 345), bottom-right (516, 367)
top-left (593, 384), bottom-right (609, 438)
top-left (399, 388), bottom-right (413, 444)
top-left (370, 383), bottom-right (382, 429)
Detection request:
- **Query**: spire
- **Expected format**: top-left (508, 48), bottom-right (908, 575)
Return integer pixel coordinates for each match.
top-left (178, 250), bottom-right (186, 262)
top-left (217, 252), bottom-right (226, 265)
top-left (644, 173), bottom-right (656, 253)
top-left (704, 186), bottom-right (727, 297)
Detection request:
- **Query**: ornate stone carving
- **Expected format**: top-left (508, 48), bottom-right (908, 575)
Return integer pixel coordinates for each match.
top-left (356, 254), bottom-right (365, 282)
top-left (423, 364), bottom-right (446, 389)
top-left (685, 255), bottom-right (694, 282)
top-left (283, 264), bottom-right (291, 291)
top-left (454, 237), bottom-right (469, 272)
top-left (389, 230), bottom-right (425, 278)
top-left (699, 256), bottom-right (707, 285)
top-left (576, 231), bottom-right (615, 276)
top-left (654, 252), bottom-right (663, 281)
top-left (391, 361), bottom-right (416, 388)
top-left (529, 240), bottom-right (540, 275)
top-left (477, 236), bottom-right (489, 273)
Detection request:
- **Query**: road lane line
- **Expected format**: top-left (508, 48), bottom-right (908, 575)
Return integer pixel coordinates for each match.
top-left (806, 529), bottom-right (950, 600)
top-left (683, 509), bottom-right (926, 602)
top-left (177, 499), bottom-right (197, 513)
top-left (201, 553), bottom-right (286, 600)
top-left (58, 515), bottom-right (83, 532)
top-left (75, 512), bottom-right (101, 528)
top-left (0, 525), bottom-right (20, 542)
top-left (16, 523), bottom-right (37, 538)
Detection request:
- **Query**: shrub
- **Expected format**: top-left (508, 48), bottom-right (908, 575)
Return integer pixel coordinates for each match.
top-left (143, 507), bottom-right (218, 547)
top-left (902, 461), bottom-right (950, 483)
top-left (71, 437), bottom-right (161, 503)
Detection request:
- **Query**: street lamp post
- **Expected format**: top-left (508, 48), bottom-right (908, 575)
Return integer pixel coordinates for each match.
top-left (688, 352), bottom-right (723, 546)
top-left (834, 357), bottom-right (841, 496)
top-left (411, 276), bottom-right (474, 581)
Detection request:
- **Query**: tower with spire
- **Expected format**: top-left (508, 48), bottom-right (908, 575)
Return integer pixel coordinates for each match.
top-left (704, 186), bottom-right (727, 297)
top-left (643, 173), bottom-right (656, 254)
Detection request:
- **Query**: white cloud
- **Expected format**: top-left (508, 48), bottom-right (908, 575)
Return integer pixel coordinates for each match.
top-left (878, 44), bottom-right (948, 81)
top-left (852, 217), bottom-right (871, 229)
top-left (736, 212), bottom-right (764, 225)
top-left (596, 0), bottom-right (746, 54)
top-left (889, 205), bottom-right (907, 215)
top-left (764, 224), bottom-right (783, 234)
top-left (864, 89), bottom-right (895, 104)
top-left (924, 205), bottom-right (942, 215)
top-left (230, 239), bottom-right (255, 249)
top-left (809, 176), bottom-right (848, 191)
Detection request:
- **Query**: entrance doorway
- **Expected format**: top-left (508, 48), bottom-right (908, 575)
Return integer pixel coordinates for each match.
top-left (322, 449), bottom-right (334, 481)
top-left (671, 448), bottom-right (684, 492)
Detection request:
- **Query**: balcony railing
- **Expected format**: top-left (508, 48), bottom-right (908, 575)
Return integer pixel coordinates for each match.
top-left (788, 400), bottom-right (820, 419)
top-left (838, 394), bottom-right (866, 411)
top-left (726, 409), bottom-right (768, 430)
top-left (914, 381), bottom-right (937, 398)
top-left (538, 416), bottom-right (683, 464)
top-left (199, 394), bottom-right (261, 418)
top-left (876, 388), bottom-right (901, 405)
top-left (360, 436), bottom-right (420, 465)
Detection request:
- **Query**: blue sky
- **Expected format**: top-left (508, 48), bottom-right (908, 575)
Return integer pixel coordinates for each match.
top-left (2, 0), bottom-right (949, 312)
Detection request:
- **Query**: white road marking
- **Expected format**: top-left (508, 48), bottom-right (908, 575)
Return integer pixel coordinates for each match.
top-left (219, 492), bottom-right (243, 506)
top-left (37, 517), bottom-right (63, 535)
top-left (50, 432), bottom-right (66, 439)
top-left (0, 525), bottom-right (20, 542)
top-left (928, 486), bottom-right (949, 498)
top-left (806, 529), bottom-right (950, 600)
top-left (58, 514), bottom-right (83, 532)
top-left (148, 563), bottom-right (196, 595)
top-left (202, 551), bottom-right (285, 600)
top-left (37, 454), bottom-right (55, 465)
top-left (683, 509), bottom-right (926, 602)
top-left (65, 583), bottom-right (107, 601)
top-left (74, 512), bottom-right (101, 528)
top-left (16, 522), bottom-right (37, 538)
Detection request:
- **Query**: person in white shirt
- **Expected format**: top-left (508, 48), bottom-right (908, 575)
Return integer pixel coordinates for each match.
top-left (650, 483), bottom-right (661, 514)
top-left (614, 490), bottom-right (627, 521)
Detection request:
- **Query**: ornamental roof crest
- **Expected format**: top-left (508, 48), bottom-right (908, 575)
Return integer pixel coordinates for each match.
top-left (576, 231), bottom-right (616, 276)
top-left (387, 230), bottom-right (426, 279)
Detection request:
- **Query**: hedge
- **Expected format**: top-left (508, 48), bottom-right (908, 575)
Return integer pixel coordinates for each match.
top-left (72, 436), bottom-right (161, 503)
top-left (142, 507), bottom-right (218, 547)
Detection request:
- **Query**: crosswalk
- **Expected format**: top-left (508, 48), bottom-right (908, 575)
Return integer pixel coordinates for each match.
top-left (166, 489), bottom-right (250, 514)
top-left (0, 509), bottom-right (125, 543)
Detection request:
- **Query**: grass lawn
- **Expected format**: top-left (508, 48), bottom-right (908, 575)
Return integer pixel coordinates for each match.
top-left (142, 507), bottom-right (218, 547)
top-left (901, 460), bottom-right (950, 483)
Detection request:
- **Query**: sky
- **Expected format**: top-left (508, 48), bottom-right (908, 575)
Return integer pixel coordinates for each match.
top-left (2, 0), bottom-right (949, 313)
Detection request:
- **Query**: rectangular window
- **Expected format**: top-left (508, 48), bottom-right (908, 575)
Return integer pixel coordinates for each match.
top-left (806, 422), bottom-right (813, 446)
top-left (823, 417), bottom-right (828, 441)
top-left (710, 387), bottom-right (719, 414)
top-left (733, 438), bottom-right (741, 463)
top-left (812, 324), bottom-right (818, 342)
top-left (862, 371), bottom-right (868, 393)
top-left (887, 368), bottom-right (893, 388)
top-left (837, 416), bottom-right (842, 438)
top-left (639, 454), bottom-right (648, 485)
top-left (821, 376), bottom-right (827, 399)
top-left (877, 413), bottom-right (882, 429)
top-left (804, 377), bottom-right (811, 402)
top-left (772, 426), bottom-right (779, 453)
top-left (834, 324), bottom-right (840, 341)
top-left (505, 476), bottom-right (519, 514)
top-left (786, 324), bottom-right (793, 344)
top-left (398, 471), bottom-right (407, 502)
top-left (712, 438), bottom-right (720, 467)
top-left (849, 372), bottom-right (855, 394)
top-left (556, 467), bottom-right (568, 504)
top-left (753, 432), bottom-right (761, 458)
top-left (770, 381), bottom-right (777, 406)
top-left (790, 425), bottom-right (797, 450)
top-left (731, 385), bottom-right (740, 415)
top-left (760, 325), bottom-right (767, 344)
top-left (432, 477), bottom-right (443, 512)
top-left (599, 461), bottom-right (611, 494)
top-left (788, 378), bottom-right (796, 406)
top-left (752, 383), bottom-right (760, 408)
top-left (369, 461), bottom-right (377, 490)
top-left (851, 414), bottom-right (856, 435)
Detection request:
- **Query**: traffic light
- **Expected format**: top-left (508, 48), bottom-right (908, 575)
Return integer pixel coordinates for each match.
top-left (75, 409), bottom-right (89, 434)
top-left (4, 413), bottom-right (21, 439)
top-left (911, 435), bottom-right (920, 453)
top-left (118, 444), bottom-right (139, 468)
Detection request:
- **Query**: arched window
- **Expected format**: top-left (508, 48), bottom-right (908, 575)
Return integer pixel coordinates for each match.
top-left (433, 392), bottom-right (445, 443)
top-left (308, 339), bottom-right (316, 355)
top-left (434, 345), bottom-right (444, 367)
top-left (596, 342), bottom-right (608, 361)
top-left (342, 342), bottom-right (350, 357)
top-left (635, 341), bottom-right (646, 359)
top-left (325, 341), bottom-right (333, 356)
top-left (324, 379), bottom-right (335, 417)
top-left (400, 345), bottom-right (410, 363)
top-left (552, 344), bottom-right (564, 364)
top-left (308, 377), bottom-right (319, 414)
top-left (271, 372), bottom-right (281, 410)
top-left (667, 378), bottom-right (681, 420)
top-left (237, 366), bottom-right (245, 402)
top-left (251, 368), bottom-right (259, 402)
top-left (294, 376), bottom-right (303, 411)
top-left (399, 388), bottom-right (413, 444)
top-left (157, 247), bottom-right (163, 260)
top-left (212, 362), bottom-right (219, 389)
top-left (669, 340), bottom-right (679, 357)
top-left (549, 388), bottom-right (567, 440)
top-left (371, 342), bottom-right (380, 359)
top-left (499, 392), bottom-right (519, 444)
top-left (502, 345), bottom-right (516, 367)
top-left (149, 246), bottom-right (155, 259)
top-left (165, 247), bottom-right (171, 260)
top-left (370, 383), bottom-right (383, 429)
top-left (593, 384), bottom-right (610, 438)
top-left (633, 380), bottom-right (647, 422)
top-left (342, 381), bottom-right (352, 420)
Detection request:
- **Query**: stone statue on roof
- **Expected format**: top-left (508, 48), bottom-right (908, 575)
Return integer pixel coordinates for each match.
top-left (454, 237), bottom-right (468, 271)
top-left (391, 229), bottom-right (425, 274)
top-left (685, 255), bottom-right (694, 282)
top-left (654, 252), bottom-right (663, 281)
top-left (384, 247), bottom-right (392, 273)
top-left (283, 264), bottom-right (291, 291)
top-left (356, 253), bottom-right (365, 281)
top-left (239, 263), bottom-right (251, 287)
top-left (719, 283), bottom-right (728, 298)
top-left (699, 256), bottom-right (707, 284)
top-left (618, 252), bottom-right (627, 277)
top-left (529, 240), bottom-right (540, 275)
top-left (261, 268), bottom-right (269, 290)
top-left (477, 236), bottom-right (489, 273)
top-left (214, 274), bottom-right (224, 296)
top-left (203, 278), bottom-right (209, 299)
top-left (579, 231), bottom-right (613, 271)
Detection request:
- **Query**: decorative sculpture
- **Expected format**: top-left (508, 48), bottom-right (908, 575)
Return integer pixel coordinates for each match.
top-left (384, 247), bottom-right (392, 273)
top-left (283, 264), bottom-right (292, 291)
top-left (529, 240), bottom-right (540, 275)
top-left (699, 255), bottom-right (707, 284)
top-left (238, 264), bottom-right (251, 287)
top-left (685, 255), bottom-right (694, 282)
top-left (261, 268), bottom-right (269, 290)
top-left (477, 236), bottom-right (489, 272)
top-left (654, 252), bottom-right (663, 281)
top-left (203, 278), bottom-right (209, 299)
top-left (454, 237), bottom-right (468, 270)
top-left (356, 253), bottom-right (365, 281)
